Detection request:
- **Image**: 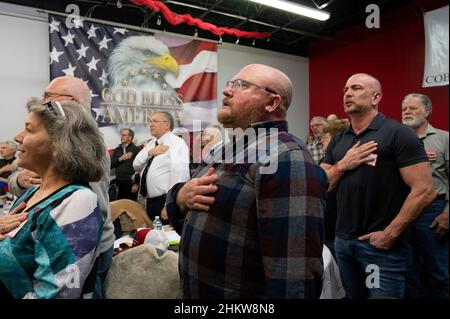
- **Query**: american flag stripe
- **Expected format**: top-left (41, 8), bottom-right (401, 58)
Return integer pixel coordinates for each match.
top-left (169, 41), bottom-right (217, 65)
top-left (165, 50), bottom-right (217, 88)
top-left (176, 73), bottom-right (217, 103)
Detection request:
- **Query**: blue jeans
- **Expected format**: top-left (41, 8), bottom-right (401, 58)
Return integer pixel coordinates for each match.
top-left (93, 246), bottom-right (114, 299)
top-left (405, 199), bottom-right (449, 299)
top-left (334, 235), bottom-right (410, 299)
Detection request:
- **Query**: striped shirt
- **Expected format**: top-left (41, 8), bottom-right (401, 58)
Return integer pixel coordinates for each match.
top-left (167, 120), bottom-right (327, 298)
top-left (0, 184), bottom-right (102, 299)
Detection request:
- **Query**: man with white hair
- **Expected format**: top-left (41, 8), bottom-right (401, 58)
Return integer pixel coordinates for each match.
top-left (0, 141), bottom-right (17, 183)
top-left (307, 116), bottom-right (328, 163)
top-left (6, 76), bottom-right (115, 299)
top-left (402, 93), bottom-right (449, 299)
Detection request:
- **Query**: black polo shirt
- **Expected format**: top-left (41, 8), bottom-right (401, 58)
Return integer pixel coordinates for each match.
top-left (322, 113), bottom-right (428, 239)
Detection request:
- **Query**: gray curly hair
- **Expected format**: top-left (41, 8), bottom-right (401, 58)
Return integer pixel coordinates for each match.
top-left (28, 100), bottom-right (107, 183)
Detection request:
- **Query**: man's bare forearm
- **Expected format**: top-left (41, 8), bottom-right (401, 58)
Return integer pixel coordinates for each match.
top-left (385, 186), bottom-right (436, 238)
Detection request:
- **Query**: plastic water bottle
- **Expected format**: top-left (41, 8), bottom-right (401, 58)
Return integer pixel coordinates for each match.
top-left (153, 216), bottom-right (163, 230)
top-left (144, 216), bottom-right (168, 253)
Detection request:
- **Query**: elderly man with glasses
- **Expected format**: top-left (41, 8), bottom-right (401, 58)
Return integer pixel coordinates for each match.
top-left (307, 116), bottom-right (328, 164)
top-left (133, 111), bottom-right (190, 224)
top-left (165, 64), bottom-right (327, 299)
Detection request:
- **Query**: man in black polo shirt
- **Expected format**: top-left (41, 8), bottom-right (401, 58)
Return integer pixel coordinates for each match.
top-left (110, 128), bottom-right (141, 200)
top-left (321, 73), bottom-right (436, 299)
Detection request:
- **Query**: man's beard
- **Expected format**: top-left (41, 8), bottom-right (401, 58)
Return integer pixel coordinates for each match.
top-left (218, 105), bottom-right (265, 129)
top-left (344, 103), bottom-right (364, 115)
top-left (217, 108), bottom-right (236, 128)
top-left (402, 115), bottom-right (426, 129)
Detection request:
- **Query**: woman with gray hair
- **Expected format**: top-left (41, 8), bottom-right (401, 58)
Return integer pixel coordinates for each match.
top-left (0, 100), bottom-right (107, 299)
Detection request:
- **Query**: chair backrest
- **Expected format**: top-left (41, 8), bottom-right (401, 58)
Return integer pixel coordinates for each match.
top-left (110, 199), bottom-right (153, 235)
top-left (108, 184), bottom-right (119, 202)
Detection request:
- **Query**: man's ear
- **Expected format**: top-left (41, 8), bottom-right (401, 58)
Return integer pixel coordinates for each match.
top-left (265, 95), bottom-right (282, 113)
top-left (372, 91), bottom-right (382, 105)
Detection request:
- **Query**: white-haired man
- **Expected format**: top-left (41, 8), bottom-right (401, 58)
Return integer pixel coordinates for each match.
top-left (5, 76), bottom-right (115, 299)
top-left (0, 141), bottom-right (17, 184)
top-left (133, 111), bottom-right (190, 224)
top-left (307, 116), bottom-right (328, 163)
top-left (402, 93), bottom-right (448, 299)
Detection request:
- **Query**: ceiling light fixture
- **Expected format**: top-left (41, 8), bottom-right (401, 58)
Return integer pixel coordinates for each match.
top-left (248, 0), bottom-right (330, 21)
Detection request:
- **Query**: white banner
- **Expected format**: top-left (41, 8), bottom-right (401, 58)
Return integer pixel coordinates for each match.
top-left (422, 6), bottom-right (449, 87)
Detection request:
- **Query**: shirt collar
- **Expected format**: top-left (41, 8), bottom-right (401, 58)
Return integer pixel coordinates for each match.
top-left (249, 120), bottom-right (288, 132)
top-left (344, 112), bottom-right (385, 135)
top-left (156, 131), bottom-right (172, 144)
top-left (420, 123), bottom-right (438, 138)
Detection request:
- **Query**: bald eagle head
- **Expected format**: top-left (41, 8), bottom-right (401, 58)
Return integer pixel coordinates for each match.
top-left (107, 35), bottom-right (179, 89)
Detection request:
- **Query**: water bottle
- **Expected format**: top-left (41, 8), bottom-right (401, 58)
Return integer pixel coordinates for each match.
top-left (153, 216), bottom-right (163, 230)
top-left (144, 216), bottom-right (168, 253)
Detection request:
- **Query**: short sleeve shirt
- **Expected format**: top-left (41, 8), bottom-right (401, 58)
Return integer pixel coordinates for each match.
top-left (322, 113), bottom-right (428, 238)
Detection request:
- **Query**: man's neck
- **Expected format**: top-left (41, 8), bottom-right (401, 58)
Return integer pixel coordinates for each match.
top-left (350, 109), bottom-right (378, 135)
top-left (121, 142), bottom-right (130, 148)
top-left (155, 131), bottom-right (171, 141)
top-left (313, 135), bottom-right (323, 142)
top-left (414, 121), bottom-right (429, 136)
top-left (3, 154), bottom-right (14, 160)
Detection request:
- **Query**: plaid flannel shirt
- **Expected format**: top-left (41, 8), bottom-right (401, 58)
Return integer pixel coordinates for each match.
top-left (166, 120), bottom-right (327, 298)
top-left (306, 138), bottom-right (324, 164)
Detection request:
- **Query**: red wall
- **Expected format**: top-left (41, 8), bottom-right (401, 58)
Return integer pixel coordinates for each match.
top-left (309, 10), bottom-right (449, 131)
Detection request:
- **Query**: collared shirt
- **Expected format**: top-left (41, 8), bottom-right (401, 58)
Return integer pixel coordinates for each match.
top-left (133, 131), bottom-right (190, 198)
top-left (323, 113), bottom-right (428, 238)
top-left (419, 124), bottom-right (449, 212)
top-left (166, 120), bottom-right (328, 298)
top-left (307, 138), bottom-right (324, 164)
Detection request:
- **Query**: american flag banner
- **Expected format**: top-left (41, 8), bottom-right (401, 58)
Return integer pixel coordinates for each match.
top-left (49, 14), bottom-right (218, 149)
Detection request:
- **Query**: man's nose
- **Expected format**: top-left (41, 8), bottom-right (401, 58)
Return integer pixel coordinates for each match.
top-left (223, 87), bottom-right (233, 97)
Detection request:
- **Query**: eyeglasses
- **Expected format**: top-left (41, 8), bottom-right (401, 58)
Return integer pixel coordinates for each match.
top-left (43, 91), bottom-right (75, 101)
top-left (225, 79), bottom-right (278, 95)
top-left (150, 120), bottom-right (168, 124)
top-left (43, 101), bottom-right (66, 119)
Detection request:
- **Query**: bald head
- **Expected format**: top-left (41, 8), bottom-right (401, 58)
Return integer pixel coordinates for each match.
top-left (240, 64), bottom-right (293, 110)
top-left (347, 73), bottom-right (382, 93)
top-left (45, 76), bottom-right (92, 108)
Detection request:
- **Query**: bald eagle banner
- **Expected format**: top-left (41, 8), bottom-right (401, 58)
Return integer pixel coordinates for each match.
top-left (49, 14), bottom-right (218, 149)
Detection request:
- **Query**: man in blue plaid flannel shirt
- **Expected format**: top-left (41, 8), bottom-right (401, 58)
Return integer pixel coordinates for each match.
top-left (307, 116), bottom-right (328, 164)
top-left (166, 64), bottom-right (328, 299)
